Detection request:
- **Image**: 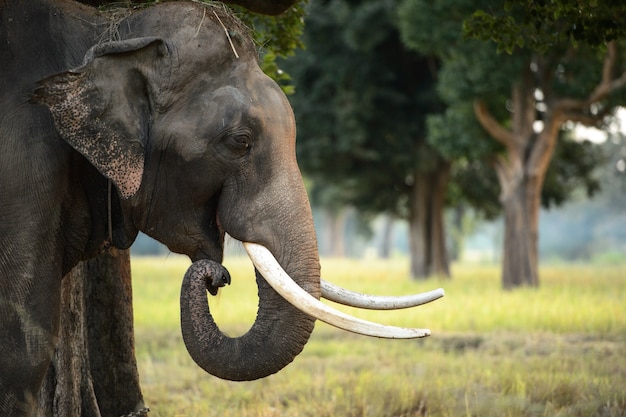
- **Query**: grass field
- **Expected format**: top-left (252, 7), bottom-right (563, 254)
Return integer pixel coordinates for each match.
top-left (131, 255), bottom-right (626, 417)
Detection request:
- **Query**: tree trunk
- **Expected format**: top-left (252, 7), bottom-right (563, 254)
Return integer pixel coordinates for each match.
top-left (85, 248), bottom-right (144, 416)
top-left (499, 176), bottom-right (539, 289)
top-left (408, 161), bottom-right (451, 279)
top-left (448, 205), bottom-right (465, 262)
top-left (474, 72), bottom-right (559, 289)
top-left (38, 248), bottom-right (145, 417)
top-left (37, 263), bottom-right (101, 417)
top-left (378, 213), bottom-right (394, 259)
top-left (322, 207), bottom-right (348, 257)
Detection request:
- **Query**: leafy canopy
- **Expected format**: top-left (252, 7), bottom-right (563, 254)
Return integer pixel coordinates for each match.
top-left (282, 0), bottom-right (443, 217)
top-left (397, 0), bottom-right (608, 209)
top-left (464, 0), bottom-right (626, 53)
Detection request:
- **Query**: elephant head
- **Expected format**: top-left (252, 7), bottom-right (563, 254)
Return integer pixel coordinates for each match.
top-left (32, 3), bottom-right (442, 381)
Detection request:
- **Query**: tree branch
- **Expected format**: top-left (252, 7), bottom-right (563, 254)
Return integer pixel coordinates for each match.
top-left (473, 100), bottom-right (515, 148)
top-left (554, 97), bottom-right (586, 112)
top-left (555, 41), bottom-right (626, 114)
top-left (491, 153), bottom-right (523, 204)
top-left (560, 110), bottom-right (610, 127)
top-left (588, 41), bottom-right (626, 102)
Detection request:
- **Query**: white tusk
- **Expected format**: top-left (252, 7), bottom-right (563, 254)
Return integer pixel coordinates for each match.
top-left (243, 242), bottom-right (434, 339)
top-left (321, 280), bottom-right (444, 310)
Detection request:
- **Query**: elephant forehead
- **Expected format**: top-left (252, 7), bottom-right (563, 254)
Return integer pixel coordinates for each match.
top-left (197, 86), bottom-right (252, 128)
top-left (206, 86), bottom-right (250, 110)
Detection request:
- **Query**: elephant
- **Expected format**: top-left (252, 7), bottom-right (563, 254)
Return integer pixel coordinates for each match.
top-left (0, 1), bottom-right (443, 416)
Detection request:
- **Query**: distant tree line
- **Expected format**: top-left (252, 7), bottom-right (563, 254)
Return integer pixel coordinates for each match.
top-left (281, 0), bottom-right (626, 289)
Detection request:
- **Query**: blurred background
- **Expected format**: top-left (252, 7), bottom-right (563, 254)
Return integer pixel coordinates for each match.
top-left (132, 0), bottom-right (626, 287)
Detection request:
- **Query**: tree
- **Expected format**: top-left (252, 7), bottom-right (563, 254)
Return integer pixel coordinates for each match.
top-left (38, 249), bottom-right (144, 417)
top-left (398, 0), bottom-right (626, 288)
top-left (283, 0), bottom-right (450, 278)
top-left (37, 1), bottom-right (307, 416)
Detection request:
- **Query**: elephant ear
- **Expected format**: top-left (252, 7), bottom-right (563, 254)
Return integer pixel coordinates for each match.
top-left (32, 37), bottom-right (164, 199)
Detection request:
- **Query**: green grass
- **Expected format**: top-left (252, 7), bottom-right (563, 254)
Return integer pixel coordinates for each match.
top-left (131, 256), bottom-right (626, 417)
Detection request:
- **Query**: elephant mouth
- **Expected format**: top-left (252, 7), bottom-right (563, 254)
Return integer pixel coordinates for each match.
top-left (242, 242), bottom-right (444, 339)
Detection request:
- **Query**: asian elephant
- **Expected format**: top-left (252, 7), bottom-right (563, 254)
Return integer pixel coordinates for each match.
top-left (0, 0), bottom-right (442, 416)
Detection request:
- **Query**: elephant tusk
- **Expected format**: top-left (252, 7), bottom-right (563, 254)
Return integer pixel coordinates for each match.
top-left (243, 242), bottom-right (436, 339)
top-left (320, 280), bottom-right (444, 310)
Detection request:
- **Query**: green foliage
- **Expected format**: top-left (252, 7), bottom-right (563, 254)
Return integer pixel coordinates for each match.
top-left (232, 1), bottom-right (307, 58)
top-left (399, 0), bottom-right (532, 105)
top-left (464, 1), bottom-right (626, 53)
top-left (447, 159), bottom-right (500, 219)
top-left (397, 0), bottom-right (478, 56)
top-left (259, 50), bottom-right (295, 95)
top-left (283, 0), bottom-right (445, 217)
top-left (426, 103), bottom-right (499, 160)
top-left (131, 256), bottom-right (626, 416)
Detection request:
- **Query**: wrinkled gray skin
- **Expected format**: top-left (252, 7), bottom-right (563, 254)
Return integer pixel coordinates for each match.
top-left (0, 1), bottom-right (320, 415)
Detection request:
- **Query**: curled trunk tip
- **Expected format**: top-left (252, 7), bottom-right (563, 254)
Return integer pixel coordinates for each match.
top-left (180, 256), bottom-right (316, 381)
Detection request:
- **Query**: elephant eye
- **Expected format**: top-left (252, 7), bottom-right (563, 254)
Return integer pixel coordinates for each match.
top-left (215, 128), bottom-right (252, 160)
top-left (224, 131), bottom-right (252, 157)
top-left (231, 135), bottom-right (249, 149)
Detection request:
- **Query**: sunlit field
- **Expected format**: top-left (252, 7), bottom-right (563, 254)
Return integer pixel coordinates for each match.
top-left (131, 254), bottom-right (626, 417)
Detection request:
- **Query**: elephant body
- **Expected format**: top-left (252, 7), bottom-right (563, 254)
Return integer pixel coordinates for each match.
top-left (0, 1), bottom-right (320, 415)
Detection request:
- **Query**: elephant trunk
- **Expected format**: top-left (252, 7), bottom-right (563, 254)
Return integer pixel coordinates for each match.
top-left (180, 234), bottom-right (320, 381)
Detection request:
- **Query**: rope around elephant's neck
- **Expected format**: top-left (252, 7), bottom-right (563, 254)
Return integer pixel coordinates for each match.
top-left (118, 407), bottom-right (150, 417)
